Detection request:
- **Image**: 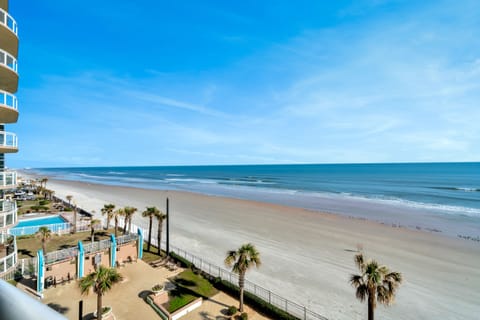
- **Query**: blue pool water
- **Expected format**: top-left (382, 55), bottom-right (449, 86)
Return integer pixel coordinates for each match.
top-left (10, 215), bottom-right (69, 235)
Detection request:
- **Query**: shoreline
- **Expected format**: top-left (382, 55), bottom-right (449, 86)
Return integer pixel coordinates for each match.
top-left (20, 174), bottom-right (480, 319)
top-left (22, 171), bottom-right (480, 240)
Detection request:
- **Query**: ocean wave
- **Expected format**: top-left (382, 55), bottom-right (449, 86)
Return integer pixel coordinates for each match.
top-left (165, 178), bottom-right (217, 184)
top-left (166, 174), bottom-right (185, 177)
top-left (430, 186), bottom-right (480, 192)
top-left (107, 171), bottom-right (126, 175)
top-left (329, 193), bottom-right (480, 217)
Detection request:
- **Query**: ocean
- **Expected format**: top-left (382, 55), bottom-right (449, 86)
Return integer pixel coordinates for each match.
top-left (30, 162), bottom-right (480, 238)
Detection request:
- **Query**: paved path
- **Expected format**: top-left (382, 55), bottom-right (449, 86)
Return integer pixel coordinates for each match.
top-left (43, 260), bottom-right (183, 319)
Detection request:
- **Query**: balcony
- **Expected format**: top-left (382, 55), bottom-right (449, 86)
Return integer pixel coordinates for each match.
top-left (0, 90), bottom-right (18, 123)
top-left (0, 8), bottom-right (18, 57)
top-left (0, 171), bottom-right (16, 190)
top-left (0, 233), bottom-right (16, 275)
top-left (0, 48), bottom-right (18, 93)
top-left (0, 131), bottom-right (17, 153)
top-left (0, 200), bottom-right (16, 229)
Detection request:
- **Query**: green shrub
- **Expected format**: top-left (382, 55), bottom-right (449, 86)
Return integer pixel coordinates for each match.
top-left (30, 205), bottom-right (49, 211)
top-left (169, 252), bottom-right (193, 268)
top-left (39, 200), bottom-right (50, 206)
top-left (227, 305), bottom-right (237, 316)
top-left (240, 312), bottom-right (248, 320)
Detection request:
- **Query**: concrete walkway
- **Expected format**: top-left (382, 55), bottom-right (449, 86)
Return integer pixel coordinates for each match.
top-left (41, 260), bottom-right (272, 320)
top-left (43, 260), bottom-right (183, 319)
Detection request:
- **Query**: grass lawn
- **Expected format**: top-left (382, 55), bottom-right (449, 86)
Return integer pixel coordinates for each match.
top-left (16, 229), bottom-right (117, 258)
top-left (174, 269), bottom-right (218, 298)
top-left (142, 242), bottom-right (167, 263)
top-left (164, 291), bottom-right (197, 313)
top-left (16, 198), bottom-right (59, 215)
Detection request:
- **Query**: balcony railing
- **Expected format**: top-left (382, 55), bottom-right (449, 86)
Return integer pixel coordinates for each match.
top-left (0, 48), bottom-right (17, 73)
top-left (0, 91), bottom-right (17, 111)
top-left (0, 131), bottom-right (17, 149)
top-left (0, 8), bottom-right (18, 36)
top-left (0, 200), bottom-right (16, 229)
top-left (0, 171), bottom-right (16, 189)
top-left (0, 233), bottom-right (16, 275)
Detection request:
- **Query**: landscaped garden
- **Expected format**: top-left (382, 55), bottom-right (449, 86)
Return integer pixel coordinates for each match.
top-left (16, 229), bottom-right (116, 258)
top-left (146, 269), bottom-right (218, 316)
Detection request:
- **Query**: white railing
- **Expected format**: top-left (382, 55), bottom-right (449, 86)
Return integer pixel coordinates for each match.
top-left (129, 220), bottom-right (328, 320)
top-left (9, 222), bottom-right (70, 236)
top-left (9, 219), bottom-right (101, 236)
top-left (0, 200), bottom-right (16, 229)
top-left (0, 171), bottom-right (16, 189)
top-left (0, 8), bottom-right (18, 36)
top-left (0, 131), bottom-right (17, 149)
top-left (0, 90), bottom-right (17, 110)
top-left (83, 238), bottom-right (111, 255)
top-left (0, 233), bottom-right (16, 275)
top-left (0, 48), bottom-right (17, 73)
top-left (44, 246), bottom-right (77, 265)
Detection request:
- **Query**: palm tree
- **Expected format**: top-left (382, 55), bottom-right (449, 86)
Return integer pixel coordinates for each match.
top-left (112, 208), bottom-right (124, 238)
top-left (101, 204), bottom-right (115, 229)
top-left (155, 209), bottom-right (167, 255)
top-left (225, 243), bottom-right (261, 312)
top-left (66, 194), bottom-right (73, 206)
top-left (123, 206), bottom-right (137, 234)
top-left (350, 253), bottom-right (403, 320)
top-left (72, 203), bottom-right (78, 234)
top-left (79, 266), bottom-right (122, 320)
top-left (41, 177), bottom-right (48, 189)
top-left (89, 219), bottom-right (101, 243)
top-left (36, 226), bottom-right (52, 256)
top-left (142, 206), bottom-right (159, 252)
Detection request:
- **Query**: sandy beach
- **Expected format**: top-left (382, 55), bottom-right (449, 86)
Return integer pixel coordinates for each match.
top-left (33, 177), bottom-right (480, 319)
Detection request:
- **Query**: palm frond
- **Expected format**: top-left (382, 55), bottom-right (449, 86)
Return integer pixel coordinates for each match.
top-left (355, 284), bottom-right (368, 302)
top-left (350, 274), bottom-right (364, 287)
top-left (224, 250), bottom-right (237, 267)
top-left (354, 253), bottom-right (366, 272)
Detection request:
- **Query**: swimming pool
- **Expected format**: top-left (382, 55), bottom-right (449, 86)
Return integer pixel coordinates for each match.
top-left (10, 215), bottom-right (70, 236)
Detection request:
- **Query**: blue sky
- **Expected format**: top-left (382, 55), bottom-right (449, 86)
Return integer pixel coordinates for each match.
top-left (8, 0), bottom-right (480, 167)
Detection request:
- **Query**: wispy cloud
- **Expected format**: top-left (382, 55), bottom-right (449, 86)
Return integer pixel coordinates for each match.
top-left (124, 90), bottom-right (227, 118)
top-left (14, 0), bottom-right (480, 167)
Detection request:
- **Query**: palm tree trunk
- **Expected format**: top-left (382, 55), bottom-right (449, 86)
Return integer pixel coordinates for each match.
top-left (42, 239), bottom-right (46, 256)
top-left (97, 292), bottom-right (103, 320)
top-left (106, 217), bottom-right (110, 230)
top-left (114, 217), bottom-right (118, 238)
top-left (368, 289), bottom-right (375, 320)
top-left (239, 272), bottom-right (245, 312)
top-left (73, 207), bottom-right (77, 233)
top-left (157, 221), bottom-right (162, 255)
top-left (91, 227), bottom-right (95, 244)
top-left (147, 217), bottom-right (152, 252)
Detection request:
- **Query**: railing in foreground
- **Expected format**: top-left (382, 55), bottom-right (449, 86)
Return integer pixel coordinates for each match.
top-left (130, 221), bottom-right (328, 320)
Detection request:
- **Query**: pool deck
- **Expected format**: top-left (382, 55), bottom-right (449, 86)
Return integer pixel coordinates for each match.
top-left (41, 260), bottom-right (271, 320)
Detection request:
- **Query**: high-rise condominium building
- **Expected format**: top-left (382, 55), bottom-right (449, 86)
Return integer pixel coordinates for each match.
top-left (0, 0), bottom-right (19, 277)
